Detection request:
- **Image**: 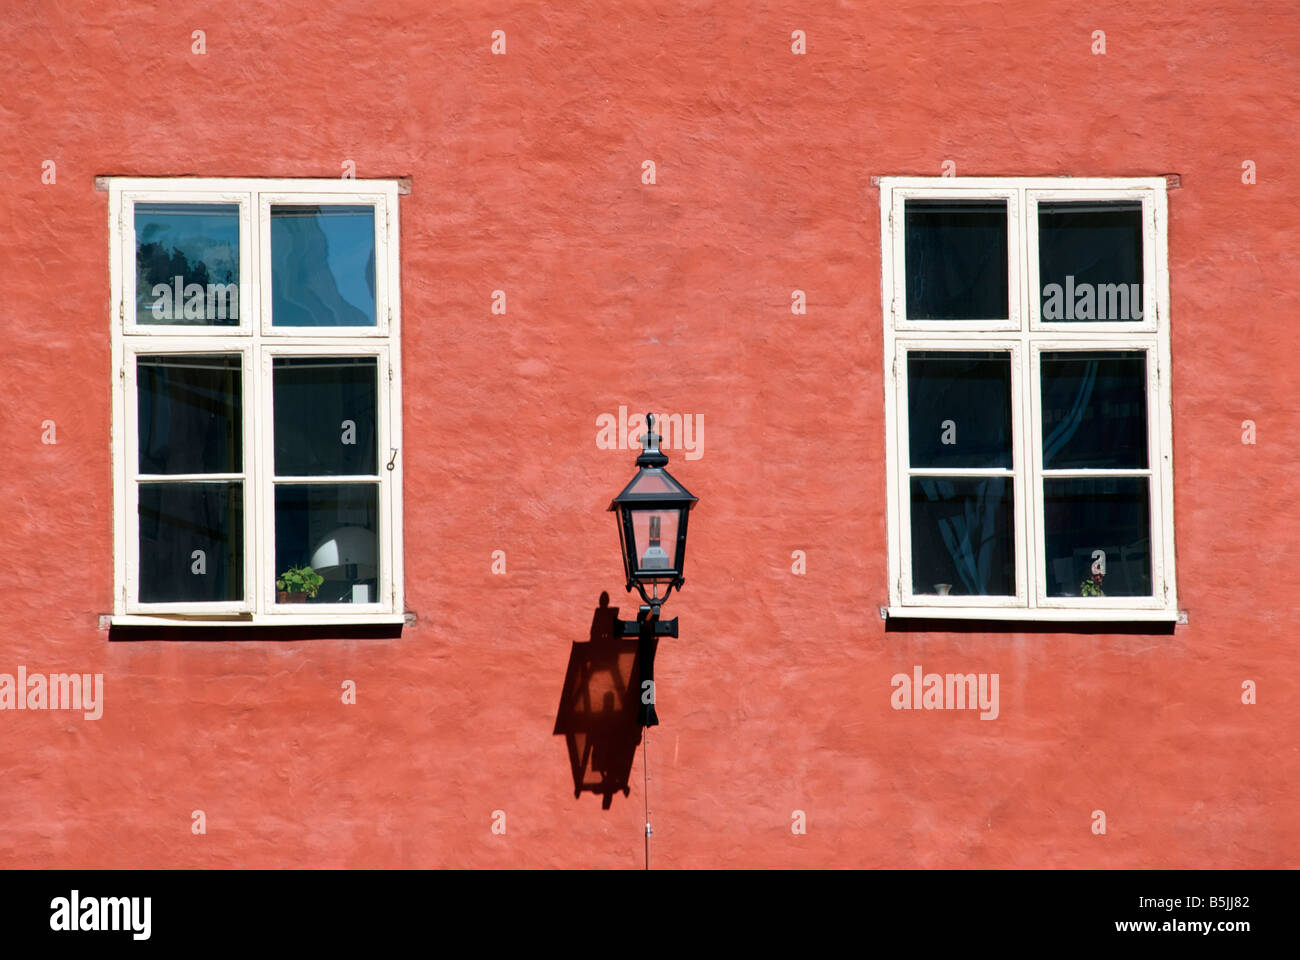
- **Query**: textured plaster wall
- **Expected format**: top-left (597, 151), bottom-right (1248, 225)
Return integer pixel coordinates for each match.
top-left (0, 0), bottom-right (1297, 867)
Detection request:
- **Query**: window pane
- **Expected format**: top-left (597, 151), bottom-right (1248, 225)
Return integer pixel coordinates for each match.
top-left (908, 351), bottom-right (1012, 469)
top-left (904, 199), bottom-right (1008, 320)
top-left (1041, 351), bottom-right (1148, 470)
top-left (1038, 201), bottom-right (1143, 321)
top-left (910, 477), bottom-right (1014, 596)
top-left (273, 358), bottom-right (377, 476)
top-left (138, 482), bottom-right (243, 602)
top-left (1044, 477), bottom-right (1151, 597)
top-left (135, 203), bottom-right (240, 326)
top-left (271, 205), bottom-right (377, 327)
top-left (137, 355), bottom-right (242, 474)
top-left (274, 484), bottom-right (379, 604)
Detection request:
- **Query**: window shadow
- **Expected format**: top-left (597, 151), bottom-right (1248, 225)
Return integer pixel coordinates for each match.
top-left (884, 617), bottom-right (1175, 636)
top-left (552, 592), bottom-right (646, 809)
top-left (108, 623), bottom-right (403, 642)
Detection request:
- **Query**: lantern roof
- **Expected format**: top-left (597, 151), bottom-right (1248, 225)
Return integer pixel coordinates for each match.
top-left (608, 414), bottom-right (698, 509)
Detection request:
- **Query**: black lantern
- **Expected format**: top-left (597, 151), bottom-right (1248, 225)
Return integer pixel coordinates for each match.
top-left (610, 413), bottom-right (698, 610)
top-left (608, 413), bottom-right (698, 726)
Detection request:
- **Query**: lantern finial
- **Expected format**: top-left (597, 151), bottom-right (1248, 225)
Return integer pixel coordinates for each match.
top-left (636, 412), bottom-right (669, 467)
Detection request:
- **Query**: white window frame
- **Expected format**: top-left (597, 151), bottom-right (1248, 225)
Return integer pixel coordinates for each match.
top-left (880, 177), bottom-right (1176, 622)
top-left (109, 177), bottom-right (405, 626)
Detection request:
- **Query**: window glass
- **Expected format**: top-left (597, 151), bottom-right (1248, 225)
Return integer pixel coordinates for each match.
top-left (274, 484), bottom-right (379, 604)
top-left (273, 357), bottom-right (377, 476)
top-left (271, 205), bottom-right (376, 326)
top-left (1038, 201), bottom-right (1143, 321)
top-left (908, 351), bottom-right (1012, 469)
top-left (138, 482), bottom-right (243, 602)
top-left (905, 199), bottom-right (1008, 320)
top-left (1043, 478), bottom-right (1151, 597)
top-left (137, 355), bottom-right (242, 474)
top-left (910, 477), bottom-right (1015, 596)
top-left (1041, 351), bottom-right (1147, 470)
top-left (135, 203), bottom-right (240, 325)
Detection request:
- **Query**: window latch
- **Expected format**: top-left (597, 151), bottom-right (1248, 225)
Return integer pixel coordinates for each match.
top-left (387, 447), bottom-right (399, 471)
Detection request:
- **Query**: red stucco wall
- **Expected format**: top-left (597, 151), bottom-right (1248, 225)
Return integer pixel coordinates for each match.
top-left (1, 1), bottom-right (1297, 868)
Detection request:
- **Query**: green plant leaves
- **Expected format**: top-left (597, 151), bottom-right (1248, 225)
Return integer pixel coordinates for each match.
top-left (277, 565), bottom-right (323, 598)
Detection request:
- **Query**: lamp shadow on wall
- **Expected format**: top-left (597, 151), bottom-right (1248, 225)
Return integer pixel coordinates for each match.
top-left (552, 592), bottom-right (647, 809)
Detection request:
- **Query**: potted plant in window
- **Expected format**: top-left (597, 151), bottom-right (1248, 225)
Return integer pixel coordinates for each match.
top-left (1080, 553), bottom-right (1106, 597)
top-left (1080, 572), bottom-right (1105, 597)
top-left (276, 565), bottom-right (323, 603)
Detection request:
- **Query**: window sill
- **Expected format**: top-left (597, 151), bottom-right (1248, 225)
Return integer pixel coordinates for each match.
top-left (885, 605), bottom-right (1181, 623)
top-left (109, 612), bottom-right (408, 628)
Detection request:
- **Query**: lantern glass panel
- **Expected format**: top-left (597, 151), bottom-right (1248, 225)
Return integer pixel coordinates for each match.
top-left (629, 507), bottom-right (681, 579)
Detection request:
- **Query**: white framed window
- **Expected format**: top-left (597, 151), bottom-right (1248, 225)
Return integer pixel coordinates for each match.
top-left (108, 178), bottom-right (404, 625)
top-left (880, 177), bottom-right (1176, 621)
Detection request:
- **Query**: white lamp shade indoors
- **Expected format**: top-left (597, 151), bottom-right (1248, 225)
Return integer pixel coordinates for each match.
top-left (310, 525), bottom-right (377, 579)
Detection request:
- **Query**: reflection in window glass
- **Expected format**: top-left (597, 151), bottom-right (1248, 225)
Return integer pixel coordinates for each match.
top-left (1038, 202), bottom-right (1143, 321)
top-left (273, 357), bottom-right (377, 476)
top-left (905, 200), bottom-right (1009, 320)
top-left (137, 354), bottom-right (242, 475)
top-left (1043, 477), bottom-right (1151, 597)
top-left (908, 351), bottom-right (1012, 469)
top-left (910, 477), bottom-right (1014, 596)
top-left (135, 203), bottom-right (240, 325)
top-left (1041, 351), bottom-right (1147, 470)
top-left (138, 482), bottom-right (243, 602)
top-left (274, 484), bottom-right (378, 603)
top-left (271, 205), bottom-right (376, 327)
